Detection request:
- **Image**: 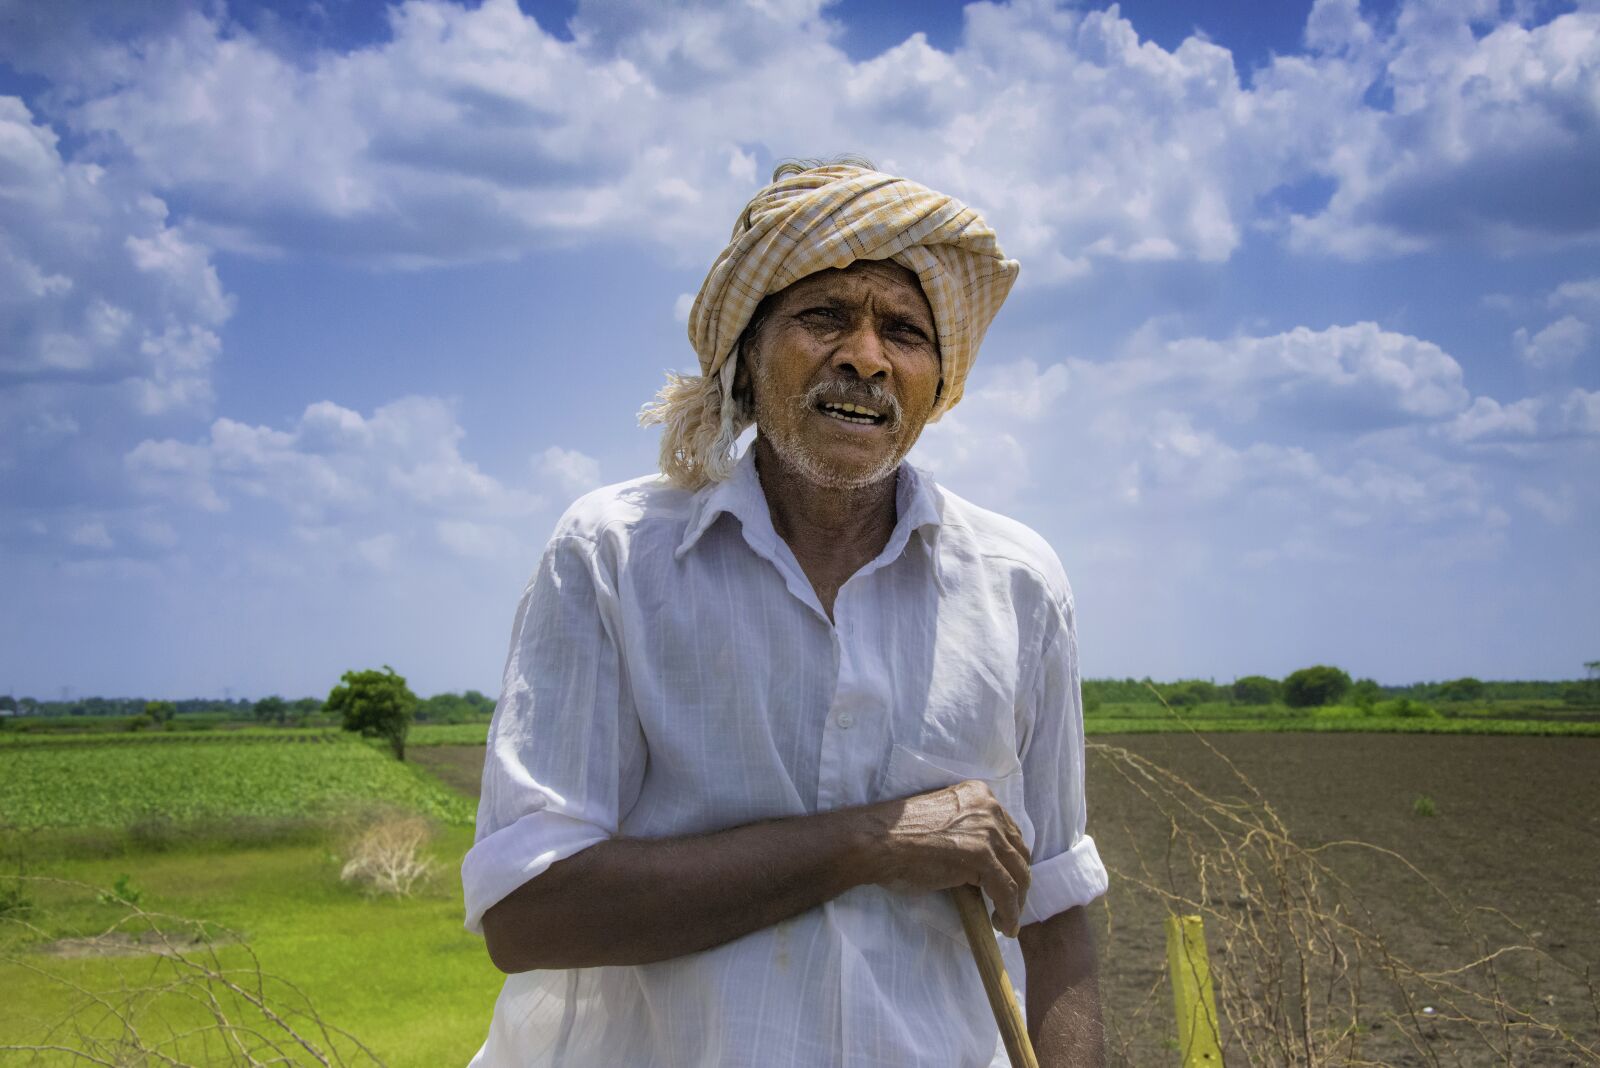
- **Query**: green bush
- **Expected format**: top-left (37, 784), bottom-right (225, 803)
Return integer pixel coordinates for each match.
top-left (1560, 679), bottom-right (1600, 707)
top-left (1349, 678), bottom-right (1383, 709)
top-left (1230, 675), bottom-right (1280, 705)
top-left (1376, 697), bottom-right (1439, 719)
top-left (1283, 665), bottom-right (1353, 708)
top-left (1437, 677), bottom-right (1485, 703)
top-left (1159, 680), bottom-right (1224, 708)
top-left (253, 695), bottom-right (289, 724)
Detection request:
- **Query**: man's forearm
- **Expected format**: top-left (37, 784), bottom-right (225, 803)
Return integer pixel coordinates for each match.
top-left (482, 779), bottom-right (1032, 974)
top-left (1020, 904), bottom-right (1106, 1068)
top-left (482, 806), bottom-right (878, 972)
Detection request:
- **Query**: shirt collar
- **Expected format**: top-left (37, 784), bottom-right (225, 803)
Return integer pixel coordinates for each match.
top-left (675, 446), bottom-right (944, 571)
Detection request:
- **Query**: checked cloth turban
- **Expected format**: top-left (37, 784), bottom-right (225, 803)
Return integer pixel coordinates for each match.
top-left (690, 164), bottom-right (1019, 418)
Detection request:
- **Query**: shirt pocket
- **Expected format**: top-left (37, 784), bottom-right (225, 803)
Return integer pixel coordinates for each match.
top-left (878, 743), bottom-right (1027, 945)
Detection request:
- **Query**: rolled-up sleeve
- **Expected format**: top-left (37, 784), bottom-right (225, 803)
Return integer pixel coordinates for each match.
top-left (1017, 595), bottom-right (1108, 927)
top-left (461, 534), bottom-right (646, 934)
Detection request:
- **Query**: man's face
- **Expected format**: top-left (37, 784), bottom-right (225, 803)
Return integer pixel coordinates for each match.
top-left (743, 259), bottom-right (941, 489)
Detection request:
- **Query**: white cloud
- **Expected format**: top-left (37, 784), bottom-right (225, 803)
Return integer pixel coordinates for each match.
top-left (1, 0), bottom-right (1590, 283)
top-left (0, 1), bottom-right (1372, 276)
top-left (1514, 315), bottom-right (1591, 369)
top-left (126, 395), bottom-right (544, 564)
top-left (0, 96), bottom-right (231, 471)
top-left (1550, 277), bottom-right (1600, 311)
top-left (355, 532), bottom-right (399, 571)
top-left (1517, 484), bottom-right (1573, 524)
top-left (436, 518), bottom-right (521, 562)
top-left (673, 293), bottom-right (696, 324)
top-left (923, 323), bottom-right (1472, 510)
top-left (536, 445), bottom-right (603, 498)
top-left (68, 520), bottom-right (113, 551)
top-left (918, 319), bottom-right (1592, 571)
top-left (1287, 3), bottom-right (1600, 258)
top-left (1445, 387), bottom-right (1600, 443)
top-left (913, 360), bottom-right (1064, 503)
top-left (1077, 322), bottom-right (1469, 425)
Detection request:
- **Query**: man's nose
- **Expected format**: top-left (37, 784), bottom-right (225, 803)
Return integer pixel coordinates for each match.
top-left (830, 321), bottom-right (891, 380)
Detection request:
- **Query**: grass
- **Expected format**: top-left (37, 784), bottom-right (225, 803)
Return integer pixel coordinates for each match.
top-left (408, 723), bottom-right (492, 746)
top-left (0, 824), bottom-right (501, 1065)
top-left (0, 737), bottom-right (475, 831)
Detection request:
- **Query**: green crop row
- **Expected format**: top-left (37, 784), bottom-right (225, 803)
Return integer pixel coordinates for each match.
top-left (0, 738), bottom-right (475, 831)
top-left (409, 723), bottom-right (492, 746)
top-left (0, 728), bottom-right (343, 749)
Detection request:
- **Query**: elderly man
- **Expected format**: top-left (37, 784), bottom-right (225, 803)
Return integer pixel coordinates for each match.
top-left (463, 161), bottom-right (1108, 1067)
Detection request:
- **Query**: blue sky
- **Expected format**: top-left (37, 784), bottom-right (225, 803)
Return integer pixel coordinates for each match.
top-left (1, 0), bottom-right (1596, 699)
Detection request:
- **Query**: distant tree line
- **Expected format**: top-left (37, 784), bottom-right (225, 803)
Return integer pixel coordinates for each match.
top-left (0, 696), bottom-right (261, 719)
top-left (0, 688), bottom-right (496, 725)
top-left (1081, 667), bottom-right (1600, 711)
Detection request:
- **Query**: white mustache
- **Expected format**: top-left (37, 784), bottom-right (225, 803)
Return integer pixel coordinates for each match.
top-left (795, 380), bottom-right (904, 431)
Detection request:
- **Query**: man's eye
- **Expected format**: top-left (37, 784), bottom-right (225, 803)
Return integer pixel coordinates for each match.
top-left (801, 308), bottom-right (842, 323)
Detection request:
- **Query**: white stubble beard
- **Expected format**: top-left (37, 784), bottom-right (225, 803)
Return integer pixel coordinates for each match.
top-left (749, 361), bottom-right (920, 491)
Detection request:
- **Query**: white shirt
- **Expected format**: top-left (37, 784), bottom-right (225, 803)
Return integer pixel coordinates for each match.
top-left (463, 448), bottom-right (1107, 1067)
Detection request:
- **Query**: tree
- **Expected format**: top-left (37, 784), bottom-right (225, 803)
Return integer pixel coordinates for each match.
top-left (1437, 676), bottom-right (1484, 703)
top-left (1350, 678), bottom-right (1383, 709)
top-left (327, 666), bottom-right (416, 761)
top-left (143, 700), bottom-right (177, 725)
top-left (1160, 680), bottom-right (1223, 707)
top-left (253, 695), bottom-right (288, 725)
top-left (290, 696), bottom-right (322, 725)
top-left (462, 690), bottom-right (495, 717)
top-left (420, 693), bottom-right (472, 723)
top-left (1231, 675), bottom-right (1280, 705)
top-left (1282, 665), bottom-right (1352, 708)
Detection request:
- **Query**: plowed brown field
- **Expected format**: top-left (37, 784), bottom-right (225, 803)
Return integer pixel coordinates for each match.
top-left (415, 733), bottom-right (1600, 1066)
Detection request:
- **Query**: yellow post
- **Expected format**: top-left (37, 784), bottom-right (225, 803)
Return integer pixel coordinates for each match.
top-left (1165, 913), bottom-right (1224, 1067)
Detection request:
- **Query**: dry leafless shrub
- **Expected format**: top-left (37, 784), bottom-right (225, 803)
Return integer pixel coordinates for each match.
top-left (1091, 715), bottom-right (1600, 1067)
top-left (337, 813), bottom-right (434, 898)
top-left (0, 876), bottom-right (384, 1066)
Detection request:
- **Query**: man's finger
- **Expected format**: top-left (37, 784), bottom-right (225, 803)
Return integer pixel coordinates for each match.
top-left (978, 864), bottom-right (1022, 938)
top-left (999, 807), bottom-right (1030, 866)
top-left (996, 839), bottom-right (1031, 914)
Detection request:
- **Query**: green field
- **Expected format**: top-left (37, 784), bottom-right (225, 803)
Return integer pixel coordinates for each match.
top-left (409, 723), bottom-right (495, 746)
top-left (3, 689), bottom-right (1595, 1063)
top-left (1082, 701), bottom-right (1600, 736)
top-left (0, 826), bottom-right (500, 1065)
top-left (0, 736), bottom-right (474, 830)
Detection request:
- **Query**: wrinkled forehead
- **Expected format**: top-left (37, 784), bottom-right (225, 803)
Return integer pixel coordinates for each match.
top-left (767, 259), bottom-right (935, 324)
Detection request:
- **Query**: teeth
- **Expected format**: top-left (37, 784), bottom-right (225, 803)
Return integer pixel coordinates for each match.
top-left (822, 401), bottom-right (882, 419)
top-left (820, 406), bottom-right (879, 425)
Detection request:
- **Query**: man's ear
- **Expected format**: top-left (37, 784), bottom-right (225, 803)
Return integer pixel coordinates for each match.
top-left (733, 345), bottom-right (753, 396)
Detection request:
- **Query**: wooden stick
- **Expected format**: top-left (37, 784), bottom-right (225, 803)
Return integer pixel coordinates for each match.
top-left (952, 885), bottom-right (1040, 1068)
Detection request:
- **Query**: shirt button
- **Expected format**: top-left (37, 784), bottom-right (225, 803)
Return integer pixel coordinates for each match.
top-left (836, 711), bottom-right (855, 729)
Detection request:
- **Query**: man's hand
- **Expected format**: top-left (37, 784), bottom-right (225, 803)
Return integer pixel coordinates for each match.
top-left (863, 780), bottom-right (1032, 937)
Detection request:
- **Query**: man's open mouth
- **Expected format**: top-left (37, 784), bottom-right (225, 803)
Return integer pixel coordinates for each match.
top-left (815, 400), bottom-right (888, 426)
